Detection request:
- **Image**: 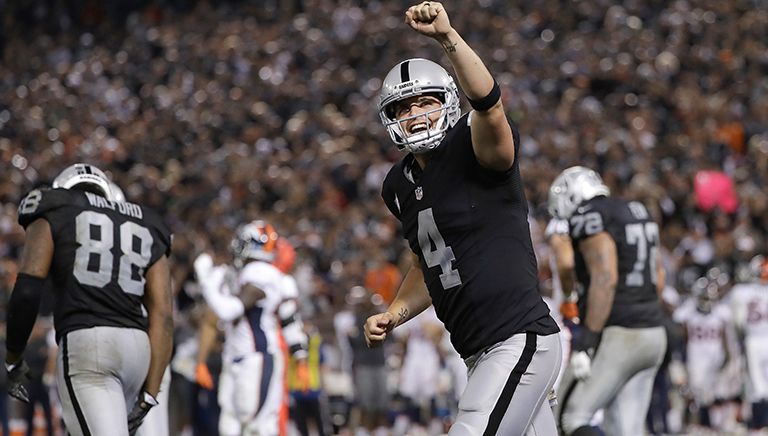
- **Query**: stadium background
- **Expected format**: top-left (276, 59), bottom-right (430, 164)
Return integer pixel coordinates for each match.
top-left (0, 0), bottom-right (766, 434)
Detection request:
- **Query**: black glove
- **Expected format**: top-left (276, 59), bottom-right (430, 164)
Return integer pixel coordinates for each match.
top-left (6, 360), bottom-right (30, 403)
top-left (570, 328), bottom-right (601, 380)
top-left (572, 327), bottom-right (600, 356)
top-left (127, 391), bottom-right (158, 435)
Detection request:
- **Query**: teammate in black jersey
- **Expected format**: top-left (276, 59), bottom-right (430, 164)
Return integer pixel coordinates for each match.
top-left (5, 163), bottom-right (173, 436)
top-left (548, 166), bottom-right (667, 436)
top-left (363, 2), bottom-right (562, 434)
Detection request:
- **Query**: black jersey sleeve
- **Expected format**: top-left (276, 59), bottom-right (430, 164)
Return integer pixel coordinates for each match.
top-left (17, 188), bottom-right (72, 229)
top-left (141, 208), bottom-right (173, 265)
top-left (568, 201), bottom-right (608, 242)
top-left (381, 166), bottom-right (402, 221)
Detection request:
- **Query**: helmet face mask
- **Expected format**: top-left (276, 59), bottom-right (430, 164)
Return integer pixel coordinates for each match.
top-left (231, 221), bottom-right (279, 268)
top-left (378, 58), bottom-right (461, 154)
top-left (52, 163), bottom-right (117, 201)
top-left (548, 166), bottom-right (610, 219)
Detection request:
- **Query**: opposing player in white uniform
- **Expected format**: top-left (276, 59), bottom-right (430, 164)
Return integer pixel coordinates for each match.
top-left (729, 255), bottom-right (768, 429)
top-left (194, 221), bottom-right (304, 436)
top-left (673, 275), bottom-right (737, 428)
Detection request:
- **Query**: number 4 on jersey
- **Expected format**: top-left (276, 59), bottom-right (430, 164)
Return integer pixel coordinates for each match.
top-left (417, 208), bottom-right (462, 290)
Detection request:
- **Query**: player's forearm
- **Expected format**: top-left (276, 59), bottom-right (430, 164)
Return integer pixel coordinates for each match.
top-left (655, 258), bottom-right (666, 298)
top-left (279, 299), bottom-right (309, 358)
top-left (387, 263), bottom-right (432, 328)
top-left (584, 279), bottom-right (616, 332)
top-left (434, 28), bottom-right (494, 101)
top-left (196, 310), bottom-right (218, 365)
top-left (5, 274), bottom-right (46, 358)
top-left (580, 234), bottom-right (618, 332)
top-left (143, 258), bottom-right (174, 397)
top-left (203, 287), bottom-right (245, 321)
top-left (144, 310), bottom-right (173, 397)
top-left (559, 268), bottom-right (576, 298)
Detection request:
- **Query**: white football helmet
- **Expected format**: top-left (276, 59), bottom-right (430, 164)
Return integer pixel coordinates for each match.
top-left (378, 58), bottom-right (461, 154)
top-left (52, 163), bottom-right (117, 201)
top-left (692, 275), bottom-right (719, 314)
top-left (109, 182), bottom-right (126, 202)
top-left (548, 166), bottom-right (610, 219)
top-left (230, 220), bottom-right (279, 267)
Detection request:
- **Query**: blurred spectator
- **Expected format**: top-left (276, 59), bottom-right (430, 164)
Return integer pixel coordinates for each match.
top-left (363, 251), bottom-right (401, 305)
top-left (287, 324), bottom-right (332, 436)
top-left (20, 320), bottom-right (55, 436)
top-left (336, 286), bottom-right (389, 435)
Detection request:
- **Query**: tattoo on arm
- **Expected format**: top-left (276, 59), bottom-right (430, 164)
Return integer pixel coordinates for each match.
top-left (397, 307), bottom-right (408, 326)
top-left (442, 40), bottom-right (457, 53)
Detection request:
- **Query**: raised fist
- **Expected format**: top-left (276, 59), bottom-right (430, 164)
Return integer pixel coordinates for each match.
top-left (405, 2), bottom-right (452, 38)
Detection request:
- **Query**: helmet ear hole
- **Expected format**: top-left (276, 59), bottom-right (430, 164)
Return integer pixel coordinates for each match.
top-left (384, 103), bottom-right (398, 120)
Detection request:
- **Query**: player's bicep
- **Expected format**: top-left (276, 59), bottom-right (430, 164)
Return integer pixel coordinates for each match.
top-left (579, 232), bottom-right (618, 287)
top-left (549, 233), bottom-right (574, 271)
top-left (19, 218), bottom-right (54, 278)
top-left (144, 255), bottom-right (173, 316)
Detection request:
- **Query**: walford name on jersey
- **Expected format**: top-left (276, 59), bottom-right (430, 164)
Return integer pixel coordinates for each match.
top-left (84, 191), bottom-right (143, 219)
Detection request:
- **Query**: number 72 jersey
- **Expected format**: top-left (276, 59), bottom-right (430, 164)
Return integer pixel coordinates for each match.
top-left (18, 188), bottom-right (172, 341)
top-left (568, 196), bottom-right (664, 328)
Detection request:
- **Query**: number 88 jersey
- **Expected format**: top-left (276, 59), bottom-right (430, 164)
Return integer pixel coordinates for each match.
top-left (568, 196), bottom-right (664, 328)
top-left (18, 187), bottom-right (172, 341)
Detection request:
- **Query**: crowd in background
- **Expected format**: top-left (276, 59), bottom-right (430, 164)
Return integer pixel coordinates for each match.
top-left (0, 0), bottom-right (767, 434)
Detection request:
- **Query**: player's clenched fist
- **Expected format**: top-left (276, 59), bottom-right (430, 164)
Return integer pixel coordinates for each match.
top-left (363, 312), bottom-right (396, 347)
top-left (405, 1), bottom-right (452, 38)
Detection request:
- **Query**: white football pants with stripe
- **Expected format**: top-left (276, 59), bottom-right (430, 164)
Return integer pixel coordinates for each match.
top-left (450, 331), bottom-right (562, 435)
top-left (56, 326), bottom-right (150, 436)
top-left (556, 325), bottom-right (667, 436)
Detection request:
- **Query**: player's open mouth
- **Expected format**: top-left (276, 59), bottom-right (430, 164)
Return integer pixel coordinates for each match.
top-left (409, 122), bottom-right (428, 134)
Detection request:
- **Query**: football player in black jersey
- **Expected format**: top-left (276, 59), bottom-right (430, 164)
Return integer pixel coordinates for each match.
top-left (363, 2), bottom-right (562, 434)
top-left (5, 163), bottom-right (173, 436)
top-left (548, 166), bottom-right (667, 436)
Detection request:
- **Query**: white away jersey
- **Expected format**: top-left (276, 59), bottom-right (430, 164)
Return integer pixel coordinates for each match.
top-left (729, 282), bottom-right (768, 400)
top-left (223, 261), bottom-right (285, 361)
top-left (673, 299), bottom-right (732, 367)
top-left (729, 283), bottom-right (768, 337)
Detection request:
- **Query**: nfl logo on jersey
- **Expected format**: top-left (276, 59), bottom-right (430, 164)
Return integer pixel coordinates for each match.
top-left (415, 186), bottom-right (423, 200)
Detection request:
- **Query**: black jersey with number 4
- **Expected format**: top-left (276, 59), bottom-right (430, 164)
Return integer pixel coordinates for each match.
top-left (17, 188), bottom-right (172, 341)
top-left (381, 113), bottom-right (559, 359)
top-left (568, 196), bottom-right (663, 328)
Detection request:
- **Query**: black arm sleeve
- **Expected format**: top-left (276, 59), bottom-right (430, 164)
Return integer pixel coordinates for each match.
top-left (6, 273), bottom-right (47, 354)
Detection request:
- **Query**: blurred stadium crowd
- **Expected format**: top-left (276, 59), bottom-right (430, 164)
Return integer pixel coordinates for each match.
top-left (0, 0), bottom-right (767, 435)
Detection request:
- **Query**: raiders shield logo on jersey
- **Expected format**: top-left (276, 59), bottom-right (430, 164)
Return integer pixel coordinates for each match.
top-left (415, 186), bottom-right (423, 200)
